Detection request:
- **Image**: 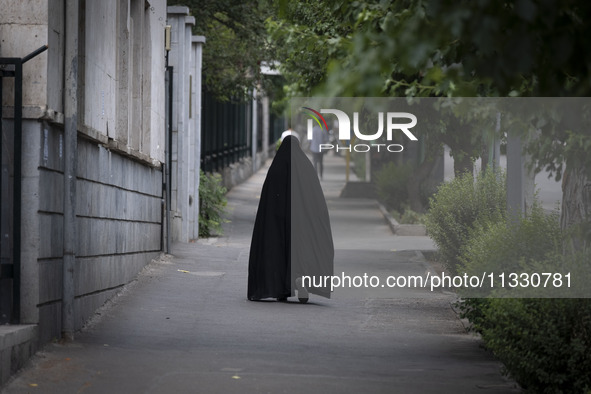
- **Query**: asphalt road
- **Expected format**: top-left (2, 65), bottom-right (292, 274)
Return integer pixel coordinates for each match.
top-left (2, 154), bottom-right (519, 393)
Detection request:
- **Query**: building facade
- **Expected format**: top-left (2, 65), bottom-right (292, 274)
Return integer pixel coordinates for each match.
top-left (0, 0), bottom-right (278, 385)
top-left (0, 0), bottom-right (168, 382)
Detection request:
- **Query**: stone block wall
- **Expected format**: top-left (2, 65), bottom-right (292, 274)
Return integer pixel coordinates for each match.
top-left (33, 126), bottom-right (163, 344)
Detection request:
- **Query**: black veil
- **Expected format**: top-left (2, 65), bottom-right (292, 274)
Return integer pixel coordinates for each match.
top-left (247, 136), bottom-right (334, 300)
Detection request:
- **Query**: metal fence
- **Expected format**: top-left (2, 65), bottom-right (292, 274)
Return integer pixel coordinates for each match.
top-left (201, 89), bottom-right (253, 173)
top-left (270, 111), bottom-right (285, 146)
top-left (200, 88), bottom-right (288, 172)
top-left (0, 45), bottom-right (48, 324)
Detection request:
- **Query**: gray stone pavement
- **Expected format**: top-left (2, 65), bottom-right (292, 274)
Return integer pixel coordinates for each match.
top-left (2, 153), bottom-right (519, 393)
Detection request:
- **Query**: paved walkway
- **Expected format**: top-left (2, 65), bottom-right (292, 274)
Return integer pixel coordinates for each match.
top-left (2, 153), bottom-right (518, 393)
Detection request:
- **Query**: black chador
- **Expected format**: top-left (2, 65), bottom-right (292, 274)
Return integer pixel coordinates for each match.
top-left (247, 136), bottom-right (334, 302)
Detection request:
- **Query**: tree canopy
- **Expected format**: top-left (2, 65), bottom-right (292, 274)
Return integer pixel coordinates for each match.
top-left (176, 0), bottom-right (278, 101)
top-left (271, 0), bottom-right (591, 169)
top-left (270, 0), bottom-right (591, 232)
top-left (272, 0), bottom-right (591, 96)
top-left (173, 1), bottom-right (590, 229)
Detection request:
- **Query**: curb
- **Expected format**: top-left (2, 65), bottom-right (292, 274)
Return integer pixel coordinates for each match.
top-left (377, 202), bottom-right (427, 236)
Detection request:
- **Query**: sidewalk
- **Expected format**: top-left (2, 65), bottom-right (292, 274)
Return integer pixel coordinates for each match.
top-left (2, 153), bottom-right (518, 393)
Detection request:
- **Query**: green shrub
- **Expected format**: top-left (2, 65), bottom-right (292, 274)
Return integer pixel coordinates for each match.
top-left (351, 150), bottom-right (366, 180)
top-left (199, 170), bottom-right (228, 238)
top-left (374, 161), bottom-right (412, 213)
top-left (481, 297), bottom-right (591, 394)
top-left (424, 169), bottom-right (506, 274)
top-left (390, 206), bottom-right (425, 224)
top-left (455, 197), bottom-right (591, 392)
top-left (459, 202), bottom-right (562, 282)
top-left (458, 202), bottom-right (562, 329)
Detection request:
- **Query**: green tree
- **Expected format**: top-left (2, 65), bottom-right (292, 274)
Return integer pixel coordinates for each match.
top-left (267, 1), bottom-right (355, 97)
top-left (176, 0), bottom-right (278, 101)
top-left (271, 0), bottom-right (591, 235)
top-left (269, 1), bottom-right (485, 183)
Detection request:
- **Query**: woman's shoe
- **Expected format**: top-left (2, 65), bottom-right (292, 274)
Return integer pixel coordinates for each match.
top-left (295, 277), bottom-right (309, 304)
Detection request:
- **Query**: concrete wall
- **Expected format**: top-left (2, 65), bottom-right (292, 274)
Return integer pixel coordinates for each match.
top-left (0, 325), bottom-right (37, 386)
top-left (32, 127), bottom-right (163, 343)
top-left (188, 36), bottom-right (205, 240)
top-left (0, 0), bottom-right (49, 114)
top-left (167, 6), bottom-right (204, 243)
top-left (81, 0), bottom-right (166, 163)
top-left (0, 0), bottom-right (168, 366)
top-left (221, 157), bottom-right (254, 192)
top-left (0, 1), bottom-right (51, 363)
top-left (73, 138), bottom-right (162, 332)
top-left (83, 1), bottom-right (117, 138)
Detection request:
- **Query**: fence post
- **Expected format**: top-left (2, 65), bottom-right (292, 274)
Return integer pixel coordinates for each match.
top-left (252, 88), bottom-right (258, 173)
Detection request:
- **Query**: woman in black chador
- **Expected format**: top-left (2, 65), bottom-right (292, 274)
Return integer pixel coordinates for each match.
top-left (247, 136), bottom-right (334, 303)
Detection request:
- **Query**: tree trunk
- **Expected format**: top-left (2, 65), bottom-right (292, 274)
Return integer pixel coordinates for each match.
top-left (407, 155), bottom-right (437, 213)
top-left (561, 166), bottom-right (591, 251)
top-left (453, 153), bottom-right (474, 178)
top-left (443, 118), bottom-right (477, 178)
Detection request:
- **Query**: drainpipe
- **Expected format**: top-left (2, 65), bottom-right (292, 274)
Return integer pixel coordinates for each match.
top-left (164, 24), bottom-right (172, 253)
top-left (62, 0), bottom-right (79, 341)
top-left (251, 88), bottom-right (257, 173)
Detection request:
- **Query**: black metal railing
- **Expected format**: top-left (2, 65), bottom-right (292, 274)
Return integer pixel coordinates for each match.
top-left (0, 45), bottom-right (48, 324)
top-left (270, 112), bottom-right (285, 145)
top-left (201, 88), bottom-right (253, 173)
